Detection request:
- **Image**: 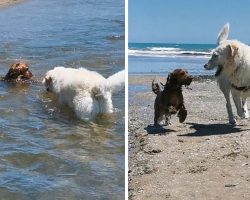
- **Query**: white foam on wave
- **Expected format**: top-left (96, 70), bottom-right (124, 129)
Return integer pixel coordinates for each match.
top-left (128, 48), bottom-right (212, 58)
top-left (149, 47), bottom-right (181, 51)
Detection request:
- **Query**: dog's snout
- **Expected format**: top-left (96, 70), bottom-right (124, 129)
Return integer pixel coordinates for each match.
top-left (23, 70), bottom-right (33, 79)
top-left (187, 76), bottom-right (193, 85)
top-left (204, 63), bottom-right (209, 69)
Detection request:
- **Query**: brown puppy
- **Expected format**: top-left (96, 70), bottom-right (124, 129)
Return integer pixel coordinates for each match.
top-left (152, 69), bottom-right (192, 126)
top-left (3, 62), bottom-right (33, 81)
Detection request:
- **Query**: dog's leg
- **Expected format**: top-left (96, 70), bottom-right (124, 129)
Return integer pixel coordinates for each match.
top-left (224, 92), bottom-right (236, 124)
top-left (226, 100), bottom-right (235, 123)
top-left (224, 93), bottom-right (236, 124)
top-left (231, 90), bottom-right (249, 119)
top-left (242, 98), bottom-right (249, 119)
top-left (154, 106), bottom-right (161, 126)
top-left (218, 77), bottom-right (236, 124)
top-left (73, 92), bottom-right (94, 120)
top-left (177, 105), bottom-right (187, 123)
top-left (154, 113), bottom-right (161, 126)
top-left (165, 112), bottom-right (171, 126)
top-left (97, 91), bottom-right (113, 113)
top-left (231, 90), bottom-right (245, 118)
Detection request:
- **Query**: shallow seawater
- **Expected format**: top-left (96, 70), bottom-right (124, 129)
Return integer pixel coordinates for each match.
top-left (128, 55), bottom-right (213, 76)
top-left (128, 85), bottom-right (149, 93)
top-left (0, 0), bottom-right (124, 199)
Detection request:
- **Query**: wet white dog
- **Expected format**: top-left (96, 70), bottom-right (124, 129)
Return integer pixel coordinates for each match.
top-left (43, 67), bottom-right (125, 120)
top-left (204, 23), bottom-right (250, 124)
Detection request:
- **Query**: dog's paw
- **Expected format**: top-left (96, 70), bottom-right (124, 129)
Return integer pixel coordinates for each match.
top-left (239, 113), bottom-right (249, 119)
top-left (178, 109), bottom-right (187, 123)
top-left (164, 121), bottom-right (171, 126)
top-left (229, 118), bottom-right (237, 125)
top-left (243, 109), bottom-right (249, 119)
top-left (154, 123), bottom-right (162, 128)
top-left (237, 108), bottom-right (249, 119)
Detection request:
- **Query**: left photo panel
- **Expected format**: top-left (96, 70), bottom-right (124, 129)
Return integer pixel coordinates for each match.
top-left (0, 0), bottom-right (125, 199)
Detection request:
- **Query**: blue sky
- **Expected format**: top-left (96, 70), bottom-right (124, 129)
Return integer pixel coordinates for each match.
top-left (129, 0), bottom-right (250, 44)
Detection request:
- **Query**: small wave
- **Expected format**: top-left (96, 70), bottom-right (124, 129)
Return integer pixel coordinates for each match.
top-left (128, 48), bottom-right (212, 58)
top-left (111, 19), bottom-right (125, 26)
top-left (149, 47), bottom-right (181, 51)
top-left (106, 35), bottom-right (125, 41)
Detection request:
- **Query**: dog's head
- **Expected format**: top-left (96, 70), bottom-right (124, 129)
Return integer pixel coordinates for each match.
top-left (204, 23), bottom-right (239, 76)
top-left (204, 42), bottom-right (239, 74)
top-left (42, 76), bottom-right (53, 92)
top-left (4, 62), bottom-right (33, 81)
top-left (167, 69), bottom-right (192, 86)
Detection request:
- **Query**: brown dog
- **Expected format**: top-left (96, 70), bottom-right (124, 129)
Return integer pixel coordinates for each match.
top-left (3, 62), bottom-right (33, 81)
top-left (152, 69), bottom-right (192, 126)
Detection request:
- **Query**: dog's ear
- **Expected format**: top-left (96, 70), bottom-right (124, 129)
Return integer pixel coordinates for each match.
top-left (9, 63), bottom-right (18, 69)
top-left (217, 23), bottom-right (229, 45)
top-left (167, 72), bottom-right (177, 83)
top-left (167, 73), bottom-right (172, 82)
top-left (42, 76), bottom-right (52, 85)
top-left (228, 43), bottom-right (238, 57)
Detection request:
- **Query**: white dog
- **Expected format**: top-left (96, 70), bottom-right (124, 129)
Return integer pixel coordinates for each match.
top-left (43, 67), bottom-right (125, 120)
top-left (204, 23), bottom-right (250, 124)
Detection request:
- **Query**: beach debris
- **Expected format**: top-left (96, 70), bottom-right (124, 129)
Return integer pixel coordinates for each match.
top-left (225, 184), bottom-right (237, 187)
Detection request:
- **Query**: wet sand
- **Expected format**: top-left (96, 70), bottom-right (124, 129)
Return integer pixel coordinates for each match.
top-left (129, 75), bottom-right (250, 200)
top-left (0, 0), bottom-right (26, 7)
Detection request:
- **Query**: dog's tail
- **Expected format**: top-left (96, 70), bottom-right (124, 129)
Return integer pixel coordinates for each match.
top-left (152, 79), bottom-right (161, 94)
top-left (105, 70), bottom-right (125, 93)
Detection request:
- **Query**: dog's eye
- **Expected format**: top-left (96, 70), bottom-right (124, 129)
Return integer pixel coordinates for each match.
top-left (180, 71), bottom-right (185, 75)
top-left (213, 53), bottom-right (218, 57)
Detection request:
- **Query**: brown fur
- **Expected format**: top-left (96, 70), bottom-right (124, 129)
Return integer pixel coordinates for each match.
top-left (3, 62), bottom-right (32, 81)
top-left (152, 69), bottom-right (192, 126)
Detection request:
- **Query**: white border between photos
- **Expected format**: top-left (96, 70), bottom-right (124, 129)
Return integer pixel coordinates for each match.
top-left (125, 0), bottom-right (128, 198)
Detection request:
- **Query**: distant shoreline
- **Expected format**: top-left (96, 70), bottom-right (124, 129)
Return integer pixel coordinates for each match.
top-left (0, 0), bottom-right (27, 8)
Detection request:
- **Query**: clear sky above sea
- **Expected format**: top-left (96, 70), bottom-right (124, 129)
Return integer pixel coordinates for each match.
top-left (129, 0), bottom-right (250, 44)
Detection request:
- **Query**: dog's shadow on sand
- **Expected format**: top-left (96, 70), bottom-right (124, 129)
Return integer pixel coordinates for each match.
top-left (179, 122), bottom-right (249, 137)
top-left (144, 124), bottom-right (177, 135)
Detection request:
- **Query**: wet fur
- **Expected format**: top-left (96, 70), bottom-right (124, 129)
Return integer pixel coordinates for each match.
top-left (43, 67), bottom-right (125, 120)
top-left (3, 62), bottom-right (32, 82)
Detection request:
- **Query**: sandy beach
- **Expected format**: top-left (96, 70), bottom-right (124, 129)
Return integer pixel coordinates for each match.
top-left (129, 75), bottom-right (250, 200)
top-left (0, 0), bottom-right (26, 7)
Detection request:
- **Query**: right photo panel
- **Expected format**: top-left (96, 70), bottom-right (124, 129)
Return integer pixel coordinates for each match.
top-left (128, 0), bottom-right (250, 199)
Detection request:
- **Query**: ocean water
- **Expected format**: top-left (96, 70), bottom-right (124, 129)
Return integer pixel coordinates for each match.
top-left (129, 43), bottom-right (216, 76)
top-left (0, 0), bottom-right (124, 200)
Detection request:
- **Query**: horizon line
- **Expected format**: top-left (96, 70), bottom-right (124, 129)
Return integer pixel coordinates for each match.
top-left (128, 42), bottom-right (216, 45)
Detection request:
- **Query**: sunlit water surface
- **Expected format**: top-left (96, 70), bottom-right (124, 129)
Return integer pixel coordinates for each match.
top-left (0, 0), bottom-right (124, 199)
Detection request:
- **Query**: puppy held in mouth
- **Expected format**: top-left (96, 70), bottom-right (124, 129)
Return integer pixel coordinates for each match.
top-left (152, 69), bottom-right (192, 126)
top-left (3, 62), bottom-right (33, 82)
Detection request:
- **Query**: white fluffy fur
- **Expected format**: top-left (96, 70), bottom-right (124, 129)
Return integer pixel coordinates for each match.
top-left (43, 67), bottom-right (125, 120)
top-left (205, 23), bottom-right (250, 124)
